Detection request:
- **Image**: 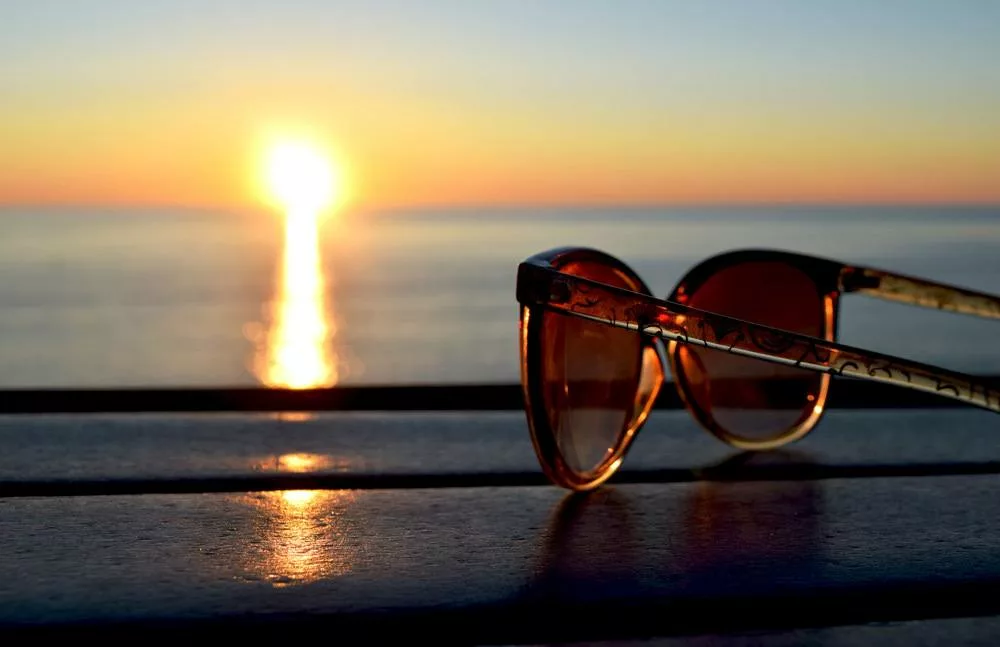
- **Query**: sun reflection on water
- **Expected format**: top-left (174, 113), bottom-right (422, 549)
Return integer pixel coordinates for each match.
top-left (238, 140), bottom-right (355, 587)
top-left (251, 138), bottom-right (343, 390)
top-left (253, 206), bottom-right (337, 389)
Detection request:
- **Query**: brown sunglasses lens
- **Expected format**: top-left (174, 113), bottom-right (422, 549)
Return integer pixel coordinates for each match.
top-left (675, 261), bottom-right (826, 443)
top-left (538, 260), bottom-right (647, 476)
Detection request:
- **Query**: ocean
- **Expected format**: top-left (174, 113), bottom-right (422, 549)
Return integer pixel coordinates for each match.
top-left (1, 205), bottom-right (998, 388)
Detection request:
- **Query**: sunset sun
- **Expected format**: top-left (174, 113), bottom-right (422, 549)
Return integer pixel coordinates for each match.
top-left (264, 140), bottom-right (342, 214)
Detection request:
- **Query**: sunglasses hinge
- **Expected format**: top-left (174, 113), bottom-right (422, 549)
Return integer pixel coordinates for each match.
top-left (839, 267), bottom-right (881, 293)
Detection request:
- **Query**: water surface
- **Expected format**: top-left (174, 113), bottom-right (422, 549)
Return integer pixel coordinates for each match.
top-left (1, 205), bottom-right (997, 387)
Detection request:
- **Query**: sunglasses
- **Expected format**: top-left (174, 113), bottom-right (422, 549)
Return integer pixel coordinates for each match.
top-left (516, 247), bottom-right (1000, 491)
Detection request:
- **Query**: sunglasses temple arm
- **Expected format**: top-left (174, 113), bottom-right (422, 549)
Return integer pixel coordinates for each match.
top-left (840, 266), bottom-right (1000, 321)
top-left (518, 264), bottom-right (1000, 414)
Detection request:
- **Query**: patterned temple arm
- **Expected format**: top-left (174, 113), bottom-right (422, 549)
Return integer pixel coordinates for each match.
top-left (840, 266), bottom-right (1000, 320)
top-left (517, 262), bottom-right (1000, 414)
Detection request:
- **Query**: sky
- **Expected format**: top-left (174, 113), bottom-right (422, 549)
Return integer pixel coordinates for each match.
top-left (1, 0), bottom-right (998, 209)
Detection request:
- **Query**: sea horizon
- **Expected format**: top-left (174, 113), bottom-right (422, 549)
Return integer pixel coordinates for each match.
top-left (1, 203), bottom-right (998, 389)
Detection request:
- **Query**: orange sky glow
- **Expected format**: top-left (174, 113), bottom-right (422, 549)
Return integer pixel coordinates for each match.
top-left (2, 2), bottom-right (998, 209)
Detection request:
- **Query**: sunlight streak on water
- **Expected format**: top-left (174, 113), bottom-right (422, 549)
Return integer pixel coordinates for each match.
top-left (253, 208), bottom-right (337, 388)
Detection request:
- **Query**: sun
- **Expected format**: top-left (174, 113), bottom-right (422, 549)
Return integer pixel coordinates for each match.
top-left (264, 140), bottom-right (342, 214)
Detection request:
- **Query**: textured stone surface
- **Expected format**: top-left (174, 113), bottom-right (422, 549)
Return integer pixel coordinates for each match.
top-left (2, 411), bottom-right (1000, 643)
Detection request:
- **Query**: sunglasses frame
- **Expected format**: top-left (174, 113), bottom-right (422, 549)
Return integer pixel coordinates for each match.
top-left (519, 248), bottom-right (664, 490)
top-left (518, 247), bottom-right (1000, 490)
top-left (665, 249), bottom-right (841, 451)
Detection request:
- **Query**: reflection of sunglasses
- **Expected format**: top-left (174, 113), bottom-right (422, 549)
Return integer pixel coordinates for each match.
top-left (516, 247), bottom-right (1000, 491)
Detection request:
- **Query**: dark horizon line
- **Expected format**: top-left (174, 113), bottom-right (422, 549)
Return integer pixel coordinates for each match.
top-left (0, 379), bottom-right (995, 414)
top-left (2, 198), bottom-right (1000, 214)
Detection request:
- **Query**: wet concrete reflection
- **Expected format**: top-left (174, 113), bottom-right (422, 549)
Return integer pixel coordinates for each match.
top-left (523, 450), bottom-right (824, 601)
top-left (251, 451), bottom-right (350, 474)
top-left (237, 488), bottom-right (357, 587)
top-left (680, 450), bottom-right (823, 574)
